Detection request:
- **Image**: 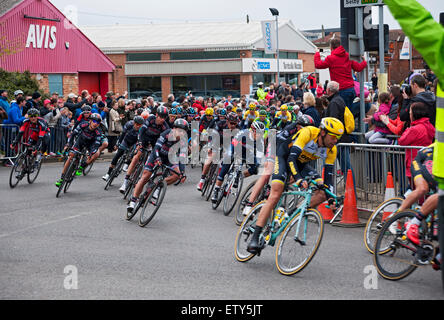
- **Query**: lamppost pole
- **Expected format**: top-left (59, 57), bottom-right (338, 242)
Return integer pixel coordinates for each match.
top-left (269, 8), bottom-right (279, 83)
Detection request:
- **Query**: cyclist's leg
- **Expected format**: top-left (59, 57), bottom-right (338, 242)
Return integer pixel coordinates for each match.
top-left (406, 193), bottom-right (438, 245)
top-left (399, 176), bottom-right (430, 212)
top-left (98, 136), bottom-right (108, 154)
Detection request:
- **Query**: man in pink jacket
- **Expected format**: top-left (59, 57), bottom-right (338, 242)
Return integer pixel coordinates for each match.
top-left (314, 38), bottom-right (367, 109)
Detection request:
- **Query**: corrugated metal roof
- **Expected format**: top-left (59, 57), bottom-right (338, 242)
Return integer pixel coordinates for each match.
top-left (81, 20), bottom-right (306, 53)
top-left (0, 0), bottom-right (23, 17)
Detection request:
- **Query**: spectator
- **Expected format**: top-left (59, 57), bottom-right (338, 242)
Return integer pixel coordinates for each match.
top-left (0, 89), bottom-right (10, 114)
top-left (301, 92), bottom-right (321, 127)
top-left (398, 102), bottom-right (435, 186)
top-left (193, 97), bottom-right (205, 114)
top-left (164, 94), bottom-right (175, 109)
top-left (307, 74), bottom-right (317, 95)
top-left (108, 100), bottom-right (122, 152)
top-left (365, 92), bottom-right (392, 144)
top-left (64, 93), bottom-right (87, 114)
top-left (400, 74), bottom-right (436, 126)
top-left (23, 92), bottom-right (41, 116)
top-left (315, 97), bottom-right (326, 119)
top-left (316, 83), bottom-right (325, 98)
top-left (371, 73), bottom-right (378, 92)
top-left (314, 38), bottom-right (367, 109)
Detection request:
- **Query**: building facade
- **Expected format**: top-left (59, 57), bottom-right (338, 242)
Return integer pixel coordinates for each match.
top-left (0, 0), bottom-right (115, 97)
top-left (82, 20), bottom-right (317, 101)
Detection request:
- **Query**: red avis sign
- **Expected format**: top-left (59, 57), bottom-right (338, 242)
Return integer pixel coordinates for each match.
top-left (25, 24), bottom-right (56, 49)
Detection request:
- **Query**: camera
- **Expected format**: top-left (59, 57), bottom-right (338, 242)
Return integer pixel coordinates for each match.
top-left (404, 85), bottom-right (412, 96)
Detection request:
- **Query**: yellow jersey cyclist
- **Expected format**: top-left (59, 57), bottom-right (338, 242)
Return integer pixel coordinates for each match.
top-left (272, 104), bottom-right (292, 129)
top-left (243, 102), bottom-right (259, 129)
top-left (247, 117), bottom-right (344, 254)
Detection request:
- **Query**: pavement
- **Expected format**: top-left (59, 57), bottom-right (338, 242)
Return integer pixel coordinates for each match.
top-left (0, 160), bottom-right (443, 300)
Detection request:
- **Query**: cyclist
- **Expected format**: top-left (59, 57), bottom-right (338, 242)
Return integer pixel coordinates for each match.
top-left (127, 119), bottom-right (189, 213)
top-left (10, 108), bottom-right (48, 166)
top-left (199, 108), bottom-right (215, 133)
top-left (268, 105), bottom-right (277, 123)
top-left (243, 102), bottom-right (259, 129)
top-left (247, 117), bottom-right (344, 254)
top-left (272, 104), bottom-right (292, 129)
top-left (242, 114), bottom-right (315, 217)
top-left (254, 109), bottom-right (270, 140)
top-left (167, 108), bottom-right (178, 128)
top-left (55, 114), bottom-right (103, 187)
top-left (102, 116), bottom-right (144, 181)
top-left (197, 111), bottom-right (239, 191)
top-left (119, 107), bottom-right (169, 193)
top-left (211, 121), bottom-right (265, 203)
top-left (401, 144), bottom-right (438, 245)
top-left (74, 105), bottom-right (92, 127)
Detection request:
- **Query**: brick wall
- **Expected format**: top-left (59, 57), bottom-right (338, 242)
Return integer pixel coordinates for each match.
top-left (63, 74), bottom-right (79, 97)
top-left (298, 52), bottom-right (315, 73)
top-left (107, 54), bottom-right (127, 94)
top-left (32, 74), bottom-right (49, 95)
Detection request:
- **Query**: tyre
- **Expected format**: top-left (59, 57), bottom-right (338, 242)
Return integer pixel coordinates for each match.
top-left (63, 159), bottom-right (77, 194)
top-left (201, 164), bottom-right (216, 197)
top-left (234, 201), bottom-right (266, 263)
top-left (82, 161), bottom-right (93, 176)
top-left (205, 170), bottom-right (218, 202)
top-left (275, 208), bottom-right (324, 276)
top-left (235, 179), bottom-right (258, 226)
top-left (139, 180), bottom-right (167, 227)
top-left (9, 153), bottom-right (26, 189)
top-left (364, 197), bottom-right (404, 254)
top-left (27, 156), bottom-right (42, 184)
top-left (223, 173), bottom-right (244, 216)
top-left (373, 210), bottom-right (419, 281)
top-left (212, 180), bottom-right (226, 210)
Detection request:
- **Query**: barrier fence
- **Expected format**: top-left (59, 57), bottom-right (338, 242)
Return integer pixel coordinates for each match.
top-left (332, 143), bottom-right (423, 212)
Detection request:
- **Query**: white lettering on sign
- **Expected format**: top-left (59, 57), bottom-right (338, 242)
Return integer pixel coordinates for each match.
top-left (26, 24), bottom-right (57, 49)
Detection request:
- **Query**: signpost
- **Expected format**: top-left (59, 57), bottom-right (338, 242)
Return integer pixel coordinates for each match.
top-left (344, 0), bottom-right (384, 8)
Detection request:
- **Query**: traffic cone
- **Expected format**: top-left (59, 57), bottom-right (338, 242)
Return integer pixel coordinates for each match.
top-left (337, 169), bottom-right (361, 225)
top-left (382, 172), bottom-right (396, 221)
top-left (317, 168), bottom-right (334, 221)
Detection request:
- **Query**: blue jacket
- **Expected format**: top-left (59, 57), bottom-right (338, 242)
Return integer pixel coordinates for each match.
top-left (4, 102), bottom-right (25, 126)
top-left (0, 96), bottom-right (10, 114)
top-left (302, 105), bottom-right (321, 127)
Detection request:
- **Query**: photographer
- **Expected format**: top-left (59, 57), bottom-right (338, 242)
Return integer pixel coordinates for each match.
top-left (400, 74), bottom-right (436, 127)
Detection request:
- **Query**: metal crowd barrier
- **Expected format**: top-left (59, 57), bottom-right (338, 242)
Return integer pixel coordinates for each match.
top-left (0, 124), bottom-right (21, 164)
top-left (333, 143), bottom-right (423, 212)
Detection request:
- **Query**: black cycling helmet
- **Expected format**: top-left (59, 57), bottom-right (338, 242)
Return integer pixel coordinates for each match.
top-left (81, 105), bottom-right (92, 112)
top-left (297, 114), bottom-right (315, 127)
top-left (173, 118), bottom-right (189, 131)
top-left (157, 106), bottom-right (169, 119)
top-left (27, 108), bottom-right (40, 117)
top-left (227, 112), bottom-right (238, 123)
top-left (133, 116), bottom-right (144, 125)
top-left (89, 113), bottom-right (102, 123)
top-left (187, 108), bottom-right (196, 115)
top-left (136, 108), bottom-right (144, 115)
top-left (219, 108), bottom-right (227, 116)
top-left (269, 105), bottom-right (276, 111)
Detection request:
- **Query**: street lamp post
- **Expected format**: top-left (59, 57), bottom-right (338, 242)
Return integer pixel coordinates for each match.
top-left (269, 8), bottom-right (279, 84)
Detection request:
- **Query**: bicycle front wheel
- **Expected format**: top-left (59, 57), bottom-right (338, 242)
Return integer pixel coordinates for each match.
top-left (27, 156), bottom-right (42, 184)
top-left (373, 210), bottom-right (418, 281)
top-left (9, 153), bottom-right (26, 189)
top-left (275, 208), bottom-right (324, 276)
top-left (364, 197), bottom-right (403, 254)
top-left (234, 201), bottom-right (266, 263)
top-left (63, 160), bottom-right (77, 193)
top-left (235, 179), bottom-right (258, 226)
top-left (139, 181), bottom-right (167, 227)
top-left (223, 173), bottom-right (244, 216)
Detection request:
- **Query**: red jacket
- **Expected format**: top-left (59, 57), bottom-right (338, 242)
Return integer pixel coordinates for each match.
top-left (314, 46), bottom-right (367, 90)
top-left (398, 117), bottom-right (435, 177)
top-left (192, 102), bottom-right (205, 114)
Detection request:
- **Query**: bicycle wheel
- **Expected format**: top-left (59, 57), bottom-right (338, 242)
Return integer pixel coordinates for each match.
top-left (235, 179), bottom-right (258, 226)
top-left (27, 156), bottom-right (42, 184)
top-left (9, 153), bottom-right (26, 189)
top-left (224, 173), bottom-right (244, 216)
top-left (234, 201), bottom-right (267, 263)
top-left (275, 208), bottom-right (324, 276)
top-left (364, 197), bottom-right (404, 254)
top-left (206, 169), bottom-right (218, 202)
top-left (212, 180), bottom-right (226, 210)
top-left (139, 180), bottom-right (167, 227)
top-left (63, 159), bottom-right (78, 193)
top-left (201, 164), bottom-right (216, 197)
top-left (373, 210), bottom-right (419, 281)
top-left (105, 157), bottom-right (124, 190)
top-left (83, 161), bottom-right (93, 176)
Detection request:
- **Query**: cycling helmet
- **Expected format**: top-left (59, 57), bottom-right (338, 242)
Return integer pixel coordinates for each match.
top-left (297, 114), bottom-right (315, 127)
top-left (136, 108), bottom-right (144, 115)
top-left (259, 109), bottom-right (268, 116)
top-left (157, 106), bottom-right (169, 118)
top-left (320, 117), bottom-right (344, 137)
top-left (219, 108), bottom-right (227, 116)
top-left (288, 105), bottom-right (294, 112)
top-left (249, 103), bottom-right (257, 111)
top-left (187, 108), bottom-right (196, 115)
top-left (169, 108), bottom-right (177, 115)
top-left (227, 112), bottom-right (238, 123)
top-left (81, 105), bottom-right (92, 112)
top-left (251, 121), bottom-right (266, 131)
top-left (141, 110), bottom-right (150, 119)
top-left (27, 108), bottom-right (40, 117)
top-left (280, 105), bottom-right (288, 112)
top-left (269, 106), bottom-right (276, 111)
top-left (172, 102), bottom-right (179, 107)
top-left (173, 118), bottom-right (189, 131)
top-left (176, 106), bottom-right (183, 115)
top-left (226, 104), bottom-right (233, 111)
top-left (133, 116), bottom-right (144, 125)
top-left (205, 108), bottom-right (214, 116)
top-left (89, 113), bottom-right (102, 123)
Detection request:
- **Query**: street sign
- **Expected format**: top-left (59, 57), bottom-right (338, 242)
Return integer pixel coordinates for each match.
top-left (344, 0), bottom-right (384, 8)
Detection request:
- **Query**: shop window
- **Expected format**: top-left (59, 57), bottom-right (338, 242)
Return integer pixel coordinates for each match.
top-left (127, 53), bottom-right (161, 61)
top-left (170, 51), bottom-right (240, 60)
top-left (128, 77), bottom-right (161, 100)
top-left (48, 74), bottom-right (63, 96)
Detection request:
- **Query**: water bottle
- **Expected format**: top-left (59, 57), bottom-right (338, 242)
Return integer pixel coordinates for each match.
top-left (274, 207), bottom-right (287, 229)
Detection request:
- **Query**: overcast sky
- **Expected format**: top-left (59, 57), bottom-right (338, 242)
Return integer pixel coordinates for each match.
top-left (49, 0), bottom-right (444, 31)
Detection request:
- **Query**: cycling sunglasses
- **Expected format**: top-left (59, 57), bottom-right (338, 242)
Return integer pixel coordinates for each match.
top-left (90, 119), bottom-right (100, 124)
top-left (327, 132), bottom-right (342, 139)
top-left (229, 122), bottom-right (238, 126)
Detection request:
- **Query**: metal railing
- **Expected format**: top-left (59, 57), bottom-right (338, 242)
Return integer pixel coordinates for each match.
top-left (0, 124), bottom-right (20, 163)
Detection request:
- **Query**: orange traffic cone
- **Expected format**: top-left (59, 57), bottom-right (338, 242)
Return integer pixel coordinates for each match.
top-left (317, 168), bottom-right (334, 221)
top-left (382, 172), bottom-right (396, 221)
top-left (336, 169), bottom-right (362, 226)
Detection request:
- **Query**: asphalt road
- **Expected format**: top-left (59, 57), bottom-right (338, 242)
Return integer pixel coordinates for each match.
top-left (0, 159), bottom-right (443, 300)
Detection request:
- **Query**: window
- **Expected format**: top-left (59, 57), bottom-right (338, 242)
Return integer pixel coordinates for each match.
top-left (127, 53), bottom-right (161, 61)
top-left (170, 51), bottom-right (240, 60)
top-left (128, 77), bottom-right (162, 101)
top-left (252, 50), bottom-right (274, 59)
top-left (48, 74), bottom-right (63, 96)
top-left (172, 75), bottom-right (240, 98)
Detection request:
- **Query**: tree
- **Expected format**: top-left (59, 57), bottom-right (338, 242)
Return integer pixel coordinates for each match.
top-left (0, 69), bottom-right (41, 100)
